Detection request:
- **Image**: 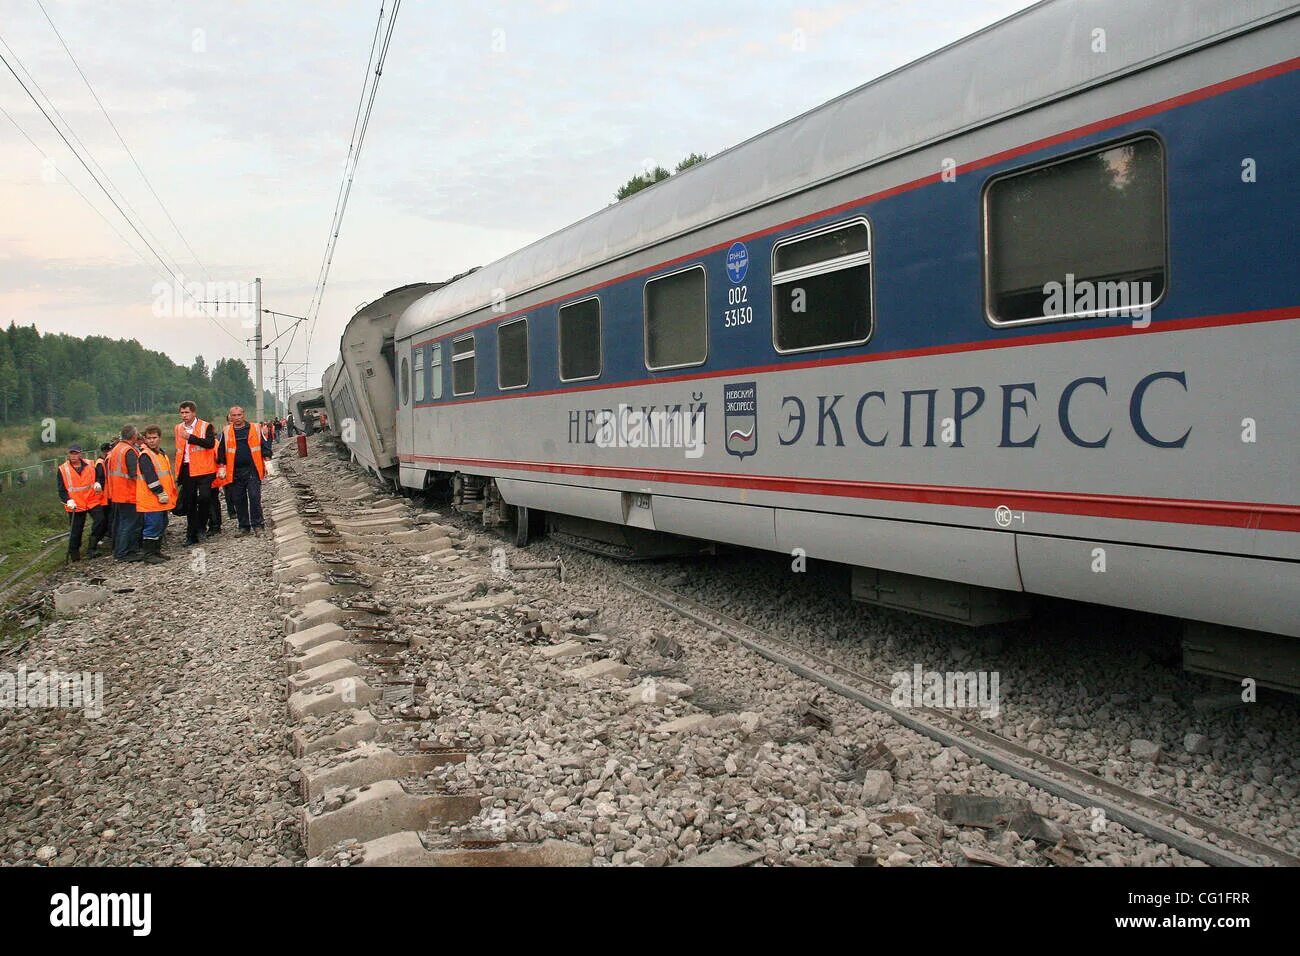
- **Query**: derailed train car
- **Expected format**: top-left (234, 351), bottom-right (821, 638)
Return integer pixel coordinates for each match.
top-left (338, 0), bottom-right (1299, 687)
top-left (288, 387), bottom-right (325, 433)
top-left (326, 283), bottom-right (440, 484)
top-left (320, 361), bottom-right (340, 434)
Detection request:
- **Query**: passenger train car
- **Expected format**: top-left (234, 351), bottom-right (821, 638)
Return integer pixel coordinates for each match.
top-left (320, 361), bottom-right (340, 432)
top-left (327, 0), bottom-right (1300, 688)
top-left (288, 387), bottom-right (325, 433)
top-left (325, 283), bottom-right (440, 482)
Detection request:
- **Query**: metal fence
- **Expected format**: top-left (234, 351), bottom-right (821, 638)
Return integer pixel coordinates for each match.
top-left (0, 457), bottom-right (61, 490)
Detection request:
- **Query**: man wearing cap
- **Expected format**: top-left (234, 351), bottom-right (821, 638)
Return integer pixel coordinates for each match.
top-left (56, 444), bottom-right (108, 562)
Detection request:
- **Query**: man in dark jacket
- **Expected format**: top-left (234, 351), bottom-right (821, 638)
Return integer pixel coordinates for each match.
top-left (215, 405), bottom-right (272, 534)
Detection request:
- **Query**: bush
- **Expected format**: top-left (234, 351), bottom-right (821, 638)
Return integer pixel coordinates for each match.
top-left (26, 418), bottom-right (107, 456)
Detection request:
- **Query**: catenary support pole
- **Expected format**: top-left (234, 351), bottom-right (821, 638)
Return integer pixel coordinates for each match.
top-left (254, 277), bottom-right (263, 423)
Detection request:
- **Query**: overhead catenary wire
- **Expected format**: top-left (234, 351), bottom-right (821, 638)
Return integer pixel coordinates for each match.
top-left (303, 0), bottom-right (402, 364)
top-left (0, 101), bottom-right (157, 274)
top-left (0, 30), bottom-right (190, 283)
top-left (34, 0), bottom-right (214, 287)
top-left (303, 1), bottom-right (388, 336)
top-left (0, 35), bottom-right (245, 349)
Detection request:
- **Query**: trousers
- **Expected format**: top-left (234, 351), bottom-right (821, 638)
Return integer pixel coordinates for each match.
top-left (230, 468), bottom-right (264, 529)
top-left (67, 506), bottom-right (108, 556)
top-left (112, 502), bottom-right (142, 559)
top-left (141, 510), bottom-right (168, 541)
top-left (179, 466), bottom-right (214, 541)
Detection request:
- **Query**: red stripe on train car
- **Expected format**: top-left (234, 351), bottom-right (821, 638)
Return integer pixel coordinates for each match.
top-left (397, 455), bottom-right (1300, 533)
top-left (414, 304), bottom-right (1300, 409)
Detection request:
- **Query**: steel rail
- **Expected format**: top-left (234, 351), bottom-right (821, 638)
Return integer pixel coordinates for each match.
top-left (619, 576), bottom-right (1298, 868)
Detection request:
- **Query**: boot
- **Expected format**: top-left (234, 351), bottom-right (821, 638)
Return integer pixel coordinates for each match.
top-left (119, 549), bottom-right (146, 563)
top-left (86, 541), bottom-right (101, 560)
top-left (142, 539), bottom-right (169, 564)
top-left (66, 551), bottom-right (81, 564)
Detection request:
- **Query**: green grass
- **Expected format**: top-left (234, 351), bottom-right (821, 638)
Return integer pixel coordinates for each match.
top-left (0, 408), bottom-right (187, 647)
top-left (0, 410), bottom-right (172, 618)
top-left (0, 477), bottom-right (69, 557)
top-left (0, 481), bottom-right (66, 649)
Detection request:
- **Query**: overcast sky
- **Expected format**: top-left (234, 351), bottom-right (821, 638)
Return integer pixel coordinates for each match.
top-left (0, 0), bottom-right (1037, 394)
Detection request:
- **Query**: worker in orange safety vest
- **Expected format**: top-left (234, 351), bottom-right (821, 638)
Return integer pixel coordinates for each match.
top-left (173, 400), bottom-right (218, 547)
top-left (104, 425), bottom-right (144, 561)
top-left (135, 425), bottom-right (177, 564)
top-left (215, 405), bottom-right (270, 534)
top-left (57, 443), bottom-right (108, 562)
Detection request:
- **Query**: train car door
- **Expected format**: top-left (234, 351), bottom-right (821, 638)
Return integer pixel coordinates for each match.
top-left (395, 338), bottom-right (418, 491)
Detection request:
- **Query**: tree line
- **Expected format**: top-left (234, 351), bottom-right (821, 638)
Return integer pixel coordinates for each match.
top-left (0, 321), bottom-right (263, 425)
top-left (615, 152), bottom-right (709, 201)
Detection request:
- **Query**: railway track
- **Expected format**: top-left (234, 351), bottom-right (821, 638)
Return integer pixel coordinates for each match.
top-left (274, 456), bottom-right (592, 866)
top-left (279, 442), bottom-right (1296, 867)
top-left (618, 575), bottom-right (1299, 868)
top-left (0, 532), bottom-right (68, 604)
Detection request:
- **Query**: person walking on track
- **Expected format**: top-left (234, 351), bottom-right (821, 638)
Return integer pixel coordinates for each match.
top-left (57, 443), bottom-right (108, 562)
top-left (173, 401), bottom-right (218, 548)
top-left (216, 405), bottom-right (271, 535)
top-left (135, 426), bottom-right (176, 564)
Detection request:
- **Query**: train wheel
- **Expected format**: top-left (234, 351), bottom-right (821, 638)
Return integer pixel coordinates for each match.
top-left (513, 505), bottom-right (531, 548)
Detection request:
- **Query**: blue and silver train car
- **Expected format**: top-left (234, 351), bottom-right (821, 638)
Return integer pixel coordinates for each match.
top-left (386, 0), bottom-right (1299, 684)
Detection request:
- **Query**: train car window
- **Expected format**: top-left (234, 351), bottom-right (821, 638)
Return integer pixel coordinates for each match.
top-left (400, 356), bottom-right (410, 406)
top-left (430, 343), bottom-right (443, 400)
top-left (644, 266), bottom-right (707, 370)
top-left (558, 298), bottom-right (601, 381)
top-left (771, 219), bottom-right (872, 353)
top-left (413, 347), bottom-right (426, 403)
top-left (452, 334), bottom-right (476, 396)
top-left (984, 135), bottom-right (1166, 325)
top-left (497, 318), bottom-right (529, 390)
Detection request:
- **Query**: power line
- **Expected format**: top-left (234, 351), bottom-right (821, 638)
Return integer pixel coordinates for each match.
top-left (0, 102), bottom-right (155, 273)
top-left (304, 0), bottom-right (402, 362)
top-left (34, 0), bottom-right (214, 286)
top-left (303, 2), bottom-right (387, 331)
top-left (0, 30), bottom-right (189, 282)
top-left (0, 34), bottom-right (244, 349)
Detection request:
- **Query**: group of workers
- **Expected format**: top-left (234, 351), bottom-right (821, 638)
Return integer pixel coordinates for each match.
top-left (57, 402), bottom-right (279, 565)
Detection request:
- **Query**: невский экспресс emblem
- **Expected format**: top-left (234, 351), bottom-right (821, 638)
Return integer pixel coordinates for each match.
top-left (724, 381), bottom-right (757, 459)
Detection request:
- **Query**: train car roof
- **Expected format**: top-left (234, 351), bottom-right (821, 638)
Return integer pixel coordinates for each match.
top-left (344, 281), bottom-right (442, 341)
top-left (398, 0), bottom-right (1294, 341)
